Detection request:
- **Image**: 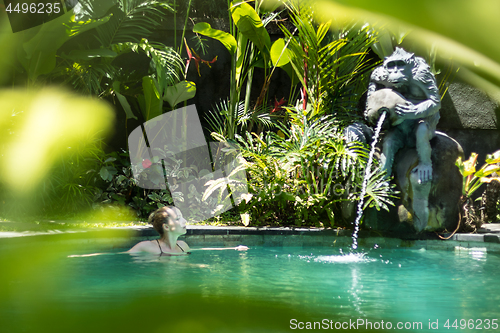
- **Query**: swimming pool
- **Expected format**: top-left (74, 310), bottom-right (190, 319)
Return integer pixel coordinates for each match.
top-left (1, 239), bottom-right (499, 332)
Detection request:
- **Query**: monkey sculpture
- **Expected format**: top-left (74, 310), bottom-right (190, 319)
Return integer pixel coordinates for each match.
top-left (365, 47), bottom-right (441, 184)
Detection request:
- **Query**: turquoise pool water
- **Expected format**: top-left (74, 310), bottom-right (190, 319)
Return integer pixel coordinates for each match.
top-left (2, 244), bottom-right (500, 332)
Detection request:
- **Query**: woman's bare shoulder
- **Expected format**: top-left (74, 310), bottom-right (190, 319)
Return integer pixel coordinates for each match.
top-left (128, 240), bottom-right (157, 253)
top-left (177, 240), bottom-right (190, 251)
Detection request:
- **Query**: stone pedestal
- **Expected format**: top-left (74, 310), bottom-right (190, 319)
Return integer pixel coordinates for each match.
top-left (364, 132), bottom-right (463, 234)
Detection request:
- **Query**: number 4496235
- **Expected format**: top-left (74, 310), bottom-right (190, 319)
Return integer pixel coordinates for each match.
top-left (444, 319), bottom-right (498, 330)
top-left (6, 2), bottom-right (61, 14)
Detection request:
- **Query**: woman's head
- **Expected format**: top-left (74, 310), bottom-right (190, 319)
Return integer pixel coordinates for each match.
top-left (148, 206), bottom-right (186, 236)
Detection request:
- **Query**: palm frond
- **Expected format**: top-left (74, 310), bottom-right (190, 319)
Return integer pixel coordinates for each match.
top-left (97, 0), bottom-right (173, 47)
top-left (363, 169), bottom-right (398, 211)
top-left (205, 100), bottom-right (229, 136)
top-left (323, 24), bottom-right (379, 116)
top-left (133, 40), bottom-right (184, 89)
top-left (205, 99), bottom-right (234, 136)
top-left (54, 60), bottom-right (118, 95)
top-left (237, 104), bottom-right (274, 131)
top-left (206, 100), bottom-right (275, 138)
top-left (113, 40), bottom-right (184, 89)
top-left (190, 34), bottom-right (209, 56)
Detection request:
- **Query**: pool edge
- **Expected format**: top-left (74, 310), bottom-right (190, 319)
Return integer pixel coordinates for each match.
top-left (1, 225), bottom-right (500, 254)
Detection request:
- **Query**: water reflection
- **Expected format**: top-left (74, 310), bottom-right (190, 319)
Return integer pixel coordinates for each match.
top-left (455, 246), bottom-right (487, 262)
top-left (349, 266), bottom-right (364, 316)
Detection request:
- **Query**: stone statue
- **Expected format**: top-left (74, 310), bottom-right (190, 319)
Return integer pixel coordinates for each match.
top-left (365, 47), bottom-right (441, 184)
top-left (344, 47), bottom-right (458, 233)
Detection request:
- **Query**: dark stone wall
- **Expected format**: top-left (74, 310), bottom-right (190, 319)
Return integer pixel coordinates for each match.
top-left (437, 79), bottom-right (500, 163)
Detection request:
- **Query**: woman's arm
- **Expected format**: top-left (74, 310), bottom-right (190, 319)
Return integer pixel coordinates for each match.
top-left (187, 245), bottom-right (249, 251)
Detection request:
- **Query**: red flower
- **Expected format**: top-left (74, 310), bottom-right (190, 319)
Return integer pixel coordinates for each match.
top-left (184, 38), bottom-right (217, 76)
top-left (142, 159), bottom-right (152, 169)
top-left (271, 97), bottom-right (287, 113)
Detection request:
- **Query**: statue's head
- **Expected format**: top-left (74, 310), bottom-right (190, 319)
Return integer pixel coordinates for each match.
top-left (383, 47), bottom-right (415, 88)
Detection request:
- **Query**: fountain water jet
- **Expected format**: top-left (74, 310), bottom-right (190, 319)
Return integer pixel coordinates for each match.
top-left (351, 111), bottom-right (387, 250)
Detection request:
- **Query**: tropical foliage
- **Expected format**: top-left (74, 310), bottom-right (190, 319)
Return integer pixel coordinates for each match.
top-left (456, 151), bottom-right (500, 198)
top-left (200, 1), bottom-right (396, 227)
top-left (2, 0), bottom-right (401, 226)
top-left (7, 0), bottom-right (192, 124)
top-left (455, 150), bottom-right (500, 231)
top-left (277, 1), bottom-right (377, 120)
top-left (195, 0), bottom-right (281, 139)
top-left (207, 110), bottom-right (395, 227)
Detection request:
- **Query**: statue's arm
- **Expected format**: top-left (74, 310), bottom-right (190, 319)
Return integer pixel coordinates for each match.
top-left (395, 93), bottom-right (440, 120)
top-left (396, 62), bottom-right (441, 120)
top-left (413, 96), bottom-right (440, 118)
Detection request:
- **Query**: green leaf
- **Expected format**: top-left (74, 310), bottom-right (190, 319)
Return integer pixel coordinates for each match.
top-left (20, 12), bottom-right (111, 80)
top-left (115, 92), bottom-right (137, 120)
top-left (455, 156), bottom-right (465, 175)
top-left (26, 50), bottom-right (56, 81)
top-left (475, 164), bottom-right (500, 178)
top-left (104, 157), bottom-right (117, 163)
top-left (270, 38), bottom-right (300, 85)
top-left (149, 164), bottom-right (165, 185)
top-left (148, 192), bottom-right (161, 201)
top-left (270, 38), bottom-right (290, 67)
top-left (113, 81), bottom-right (137, 120)
top-left (95, 1), bottom-right (164, 46)
top-left (371, 29), bottom-right (395, 60)
top-left (142, 76), bottom-right (163, 121)
top-left (99, 166), bottom-right (117, 181)
top-left (99, 167), bottom-right (109, 181)
top-left (234, 32), bottom-right (249, 84)
top-left (164, 81), bottom-right (197, 108)
top-left (316, 21), bottom-right (331, 45)
top-left (107, 166), bottom-right (117, 176)
top-left (260, 0), bottom-right (283, 13)
top-left (230, 1), bottom-right (271, 57)
top-left (193, 22), bottom-right (237, 55)
top-left (116, 175), bottom-right (127, 185)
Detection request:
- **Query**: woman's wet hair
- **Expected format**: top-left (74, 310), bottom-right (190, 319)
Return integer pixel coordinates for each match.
top-left (148, 206), bottom-right (175, 235)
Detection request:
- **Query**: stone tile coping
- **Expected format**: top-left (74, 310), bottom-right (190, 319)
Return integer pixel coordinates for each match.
top-left (1, 223), bottom-right (500, 254)
top-left (478, 223), bottom-right (500, 233)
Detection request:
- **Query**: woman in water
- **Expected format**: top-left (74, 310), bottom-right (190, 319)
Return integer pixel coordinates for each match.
top-left (128, 206), bottom-right (248, 255)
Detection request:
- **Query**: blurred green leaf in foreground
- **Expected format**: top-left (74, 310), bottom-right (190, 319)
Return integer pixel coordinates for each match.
top-left (316, 0), bottom-right (500, 101)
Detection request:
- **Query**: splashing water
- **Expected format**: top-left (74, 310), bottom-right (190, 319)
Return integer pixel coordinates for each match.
top-left (351, 111), bottom-right (387, 250)
top-left (314, 252), bottom-right (376, 264)
top-left (298, 248), bottom-right (377, 264)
